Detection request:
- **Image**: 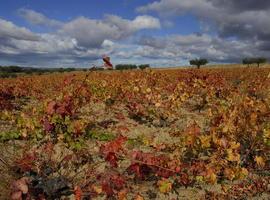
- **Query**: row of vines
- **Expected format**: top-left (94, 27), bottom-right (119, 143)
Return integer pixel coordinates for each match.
top-left (0, 68), bottom-right (269, 199)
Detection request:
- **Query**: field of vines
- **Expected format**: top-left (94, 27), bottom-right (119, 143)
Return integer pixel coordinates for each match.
top-left (0, 68), bottom-right (270, 200)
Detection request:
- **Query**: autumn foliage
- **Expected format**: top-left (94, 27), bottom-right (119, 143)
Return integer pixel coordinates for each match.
top-left (0, 68), bottom-right (270, 199)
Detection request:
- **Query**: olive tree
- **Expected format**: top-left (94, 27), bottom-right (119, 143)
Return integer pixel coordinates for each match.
top-left (189, 58), bottom-right (208, 69)
top-left (254, 57), bottom-right (267, 67)
top-left (242, 58), bottom-right (253, 67)
top-left (242, 57), bottom-right (267, 67)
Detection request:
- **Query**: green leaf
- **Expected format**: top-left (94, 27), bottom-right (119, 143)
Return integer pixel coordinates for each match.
top-left (0, 131), bottom-right (20, 141)
top-left (86, 130), bottom-right (115, 141)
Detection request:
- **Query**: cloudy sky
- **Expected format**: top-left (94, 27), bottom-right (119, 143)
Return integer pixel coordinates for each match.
top-left (0, 0), bottom-right (269, 68)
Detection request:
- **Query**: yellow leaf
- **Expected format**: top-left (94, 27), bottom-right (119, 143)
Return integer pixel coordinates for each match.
top-left (238, 167), bottom-right (249, 179)
top-left (227, 149), bottom-right (240, 162)
top-left (92, 185), bottom-right (102, 194)
top-left (142, 137), bottom-right (151, 146)
top-left (263, 129), bottom-right (270, 145)
top-left (255, 156), bottom-right (265, 168)
top-left (200, 135), bottom-right (211, 148)
top-left (250, 112), bottom-right (257, 125)
top-left (155, 102), bottom-right (161, 107)
top-left (157, 179), bottom-right (172, 193)
top-left (221, 184), bottom-right (230, 193)
top-left (195, 176), bottom-right (204, 182)
top-left (208, 172), bottom-right (217, 184)
top-left (205, 168), bottom-right (217, 184)
top-left (146, 88), bottom-right (151, 93)
top-left (133, 86), bottom-right (139, 92)
top-left (230, 142), bottom-right (240, 150)
top-left (241, 168), bottom-right (249, 176)
top-left (207, 108), bottom-right (213, 117)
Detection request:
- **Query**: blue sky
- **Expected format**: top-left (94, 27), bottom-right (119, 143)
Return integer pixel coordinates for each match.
top-left (1, 1), bottom-right (199, 35)
top-left (0, 0), bottom-right (269, 67)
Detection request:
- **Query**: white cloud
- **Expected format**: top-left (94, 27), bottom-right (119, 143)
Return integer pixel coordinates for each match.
top-left (0, 18), bottom-right (40, 41)
top-left (101, 40), bottom-right (115, 48)
top-left (0, 9), bottom-right (162, 67)
top-left (137, 0), bottom-right (270, 42)
top-left (137, 0), bottom-right (213, 16)
top-left (4, 34), bottom-right (78, 54)
top-left (18, 8), bottom-right (63, 28)
top-left (59, 15), bottom-right (160, 48)
top-left (136, 33), bottom-right (264, 63)
top-left (131, 15), bottom-right (161, 29)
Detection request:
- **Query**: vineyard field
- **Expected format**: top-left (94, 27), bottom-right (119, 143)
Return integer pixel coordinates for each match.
top-left (0, 67), bottom-right (270, 199)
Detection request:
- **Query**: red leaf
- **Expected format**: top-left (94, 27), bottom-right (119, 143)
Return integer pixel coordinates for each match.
top-left (43, 118), bottom-right (54, 132)
top-left (185, 123), bottom-right (201, 136)
top-left (110, 174), bottom-right (126, 190)
top-left (46, 101), bottom-right (57, 115)
top-left (102, 182), bottom-right (114, 196)
top-left (100, 136), bottom-right (127, 155)
top-left (129, 151), bottom-right (178, 179)
top-left (155, 168), bottom-right (174, 178)
top-left (127, 163), bottom-right (151, 179)
top-left (127, 163), bottom-right (141, 177)
top-left (100, 136), bottom-right (127, 166)
top-left (16, 153), bottom-right (37, 172)
top-left (105, 152), bottom-right (118, 167)
top-left (115, 113), bottom-right (125, 120)
top-left (99, 173), bottom-right (126, 196)
top-left (116, 125), bottom-right (130, 133)
top-left (11, 191), bottom-right (22, 200)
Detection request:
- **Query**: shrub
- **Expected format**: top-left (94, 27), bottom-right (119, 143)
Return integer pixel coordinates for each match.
top-left (89, 67), bottom-right (104, 71)
top-left (115, 64), bottom-right (137, 70)
top-left (254, 57), bottom-right (267, 67)
top-left (0, 72), bottom-right (17, 78)
top-left (138, 64), bottom-right (150, 70)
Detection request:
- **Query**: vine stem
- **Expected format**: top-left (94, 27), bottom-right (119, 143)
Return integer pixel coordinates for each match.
top-left (0, 157), bottom-right (10, 167)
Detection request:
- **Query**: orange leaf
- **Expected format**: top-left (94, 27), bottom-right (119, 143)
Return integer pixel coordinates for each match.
top-left (118, 189), bottom-right (128, 200)
top-left (134, 194), bottom-right (144, 200)
top-left (74, 186), bottom-right (82, 200)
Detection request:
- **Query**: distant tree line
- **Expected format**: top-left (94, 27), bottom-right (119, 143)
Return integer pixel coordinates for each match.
top-left (242, 57), bottom-right (267, 67)
top-left (115, 64), bottom-right (150, 70)
top-left (0, 64), bottom-right (152, 78)
top-left (89, 66), bottom-right (105, 71)
top-left (0, 66), bottom-right (85, 78)
top-left (189, 57), bottom-right (268, 69)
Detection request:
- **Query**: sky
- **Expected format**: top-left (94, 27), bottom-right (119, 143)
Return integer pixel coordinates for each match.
top-left (0, 0), bottom-right (270, 68)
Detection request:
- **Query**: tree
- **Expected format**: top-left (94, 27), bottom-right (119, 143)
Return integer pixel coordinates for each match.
top-left (242, 57), bottom-right (267, 67)
top-left (254, 57), bottom-right (267, 67)
top-left (189, 58), bottom-right (208, 69)
top-left (242, 58), bottom-right (253, 67)
top-left (138, 64), bottom-right (150, 70)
